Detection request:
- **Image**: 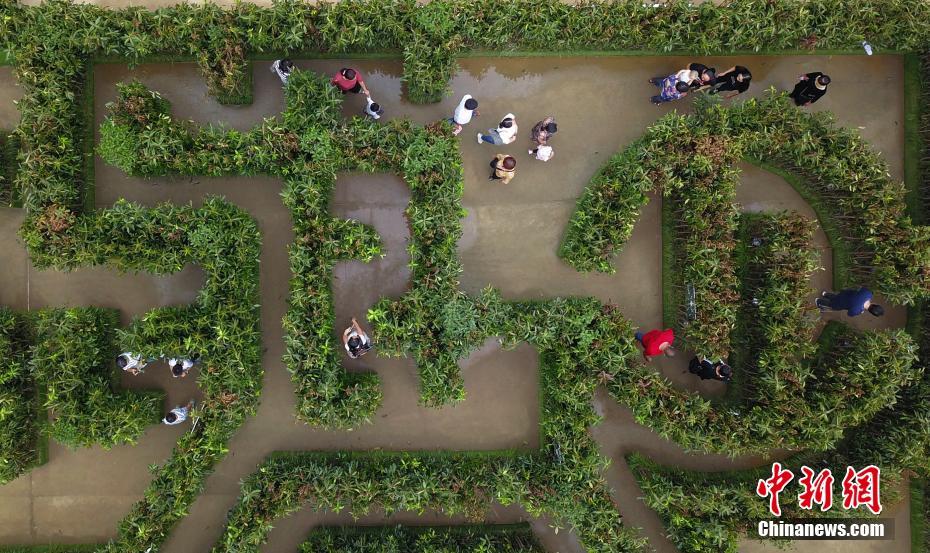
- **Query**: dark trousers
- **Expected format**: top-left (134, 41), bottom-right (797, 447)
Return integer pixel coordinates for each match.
top-left (817, 292), bottom-right (840, 310)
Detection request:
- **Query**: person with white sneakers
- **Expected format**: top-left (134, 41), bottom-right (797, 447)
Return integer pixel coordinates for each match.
top-left (478, 113), bottom-right (518, 146)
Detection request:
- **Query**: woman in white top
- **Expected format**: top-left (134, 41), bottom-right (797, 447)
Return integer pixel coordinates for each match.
top-left (342, 317), bottom-right (372, 359)
top-left (168, 356), bottom-right (197, 378)
top-left (116, 352), bottom-right (148, 376)
top-left (477, 113), bottom-right (518, 146)
top-left (529, 144), bottom-right (554, 162)
top-left (163, 401), bottom-right (194, 426)
top-left (270, 59), bottom-right (294, 85)
top-left (450, 95), bottom-right (479, 135)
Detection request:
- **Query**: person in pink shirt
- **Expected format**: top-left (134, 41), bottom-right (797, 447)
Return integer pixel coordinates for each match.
top-left (331, 67), bottom-right (370, 96)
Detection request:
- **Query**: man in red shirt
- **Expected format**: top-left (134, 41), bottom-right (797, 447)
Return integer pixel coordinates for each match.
top-left (331, 67), bottom-right (370, 96)
top-left (634, 328), bottom-right (675, 361)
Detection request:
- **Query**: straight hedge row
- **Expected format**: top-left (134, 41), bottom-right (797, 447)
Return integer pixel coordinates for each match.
top-left (7, 0), bottom-right (930, 105)
top-left (0, 308), bottom-right (37, 483)
top-left (301, 524), bottom-right (544, 553)
top-left (728, 213), bottom-right (819, 407)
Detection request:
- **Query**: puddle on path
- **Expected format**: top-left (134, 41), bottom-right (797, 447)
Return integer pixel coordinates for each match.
top-left (0, 55), bottom-right (911, 551)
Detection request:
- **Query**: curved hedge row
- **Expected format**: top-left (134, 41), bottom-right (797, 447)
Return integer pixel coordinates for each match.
top-left (562, 92), bottom-right (930, 305)
top-left (301, 524), bottom-right (544, 553)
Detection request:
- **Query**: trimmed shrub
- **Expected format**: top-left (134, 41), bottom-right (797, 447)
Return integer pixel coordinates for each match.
top-left (301, 524), bottom-right (544, 553)
top-left (562, 92), bottom-right (930, 305)
top-left (0, 308), bottom-right (39, 483)
top-left (31, 308), bottom-right (161, 449)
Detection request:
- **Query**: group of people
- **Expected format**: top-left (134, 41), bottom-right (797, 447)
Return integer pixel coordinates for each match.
top-left (449, 95), bottom-right (558, 185)
top-left (271, 59), bottom-right (385, 120)
top-left (634, 286), bottom-right (884, 384)
top-left (115, 353), bottom-right (199, 426)
top-left (649, 62), bottom-right (831, 107)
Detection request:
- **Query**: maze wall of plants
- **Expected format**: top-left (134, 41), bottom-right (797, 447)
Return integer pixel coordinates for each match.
top-left (1, 1), bottom-right (930, 552)
top-left (300, 524), bottom-right (544, 553)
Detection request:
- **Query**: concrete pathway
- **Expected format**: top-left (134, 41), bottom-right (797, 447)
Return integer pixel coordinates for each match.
top-left (0, 54), bottom-right (912, 553)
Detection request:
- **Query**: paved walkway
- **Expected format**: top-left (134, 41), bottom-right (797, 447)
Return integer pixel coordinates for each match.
top-left (0, 54), bottom-right (911, 553)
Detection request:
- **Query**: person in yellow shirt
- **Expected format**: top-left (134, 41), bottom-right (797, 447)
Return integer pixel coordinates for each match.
top-left (489, 154), bottom-right (516, 184)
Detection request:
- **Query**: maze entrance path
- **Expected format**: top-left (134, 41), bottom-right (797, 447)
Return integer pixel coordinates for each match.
top-left (0, 54), bottom-right (912, 553)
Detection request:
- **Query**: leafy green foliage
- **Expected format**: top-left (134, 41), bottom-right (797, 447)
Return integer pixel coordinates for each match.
top-left (0, 308), bottom-right (38, 483)
top-left (728, 213), bottom-right (820, 405)
top-left (301, 524), bottom-right (545, 553)
top-left (562, 92), bottom-right (930, 305)
top-left (214, 298), bottom-right (647, 553)
top-left (0, 132), bottom-right (19, 207)
top-left (629, 451), bottom-right (905, 553)
top-left (31, 308), bottom-right (162, 449)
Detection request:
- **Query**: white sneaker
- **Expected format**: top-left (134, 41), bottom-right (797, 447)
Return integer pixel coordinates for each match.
top-left (477, 132), bottom-right (483, 144)
top-left (528, 149), bottom-right (534, 155)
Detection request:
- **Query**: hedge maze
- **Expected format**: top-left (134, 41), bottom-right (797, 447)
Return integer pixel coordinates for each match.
top-left (1, 1), bottom-right (930, 553)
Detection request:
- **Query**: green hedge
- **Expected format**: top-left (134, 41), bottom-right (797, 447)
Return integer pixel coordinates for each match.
top-left (629, 451), bottom-right (904, 553)
top-left (213, 298), bottom-right (648, 553)
top-left (0, 308), bottom-right (38, 483)
top-left (301, 524), bottom-right (544, 553)
top-left (562, 93), bottom-right (930, 305)
top-left (0, 132), bottom-right (18, 207)
top-left (727, 212), bottom-right (819, 405)
top-left (31, 308), bottom-right (161, 449)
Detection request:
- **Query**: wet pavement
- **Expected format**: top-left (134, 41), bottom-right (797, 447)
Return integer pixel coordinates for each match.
top-left (0, 54), bottom-right (912, 553)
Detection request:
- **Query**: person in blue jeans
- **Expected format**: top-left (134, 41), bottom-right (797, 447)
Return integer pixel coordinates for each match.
top-left (649, 74), bottom-right (691, 105)
top-left (815, 287), bottom-right (884, 317)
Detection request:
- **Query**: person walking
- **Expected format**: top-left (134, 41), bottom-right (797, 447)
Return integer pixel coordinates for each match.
top-left (635, 328), bottom-right (675, 361)
top-left (529, 144), bottom-right (554, 162)
top-left (478, 114), bottom-right (518, 145)
top-left (688, 62), bottom-right (717, 90)
top-left (363, 97), bottom-right (384, 120)
top-left (815, 287), bottom-right (884, 317)
top-left (331, 67), bottom-right (370, 96)
top-left (649, 73), bottom-right (691, 105)
top-left (168, 356), bottom-right (198, 379)
top-left (530, 116), bottom-right (557, 146)
top-left (343, 317), bottom-right (373, 359)
top-left (163, 401), bottom-right (194, 426)
top-left (116, 352), bottom-right (149, 376)
top-left (489, 154), bottom-right (516, 184)
top-left (711, 66), bottom-right (752, 98)
top-left (270, 59), bottom-right (294, 85)
top-left (688, 357), bottom-right (732, 382)
top-left (450, 94), bottom-right (479, 136)
top-left (789, 72), bottom-right (830, 106)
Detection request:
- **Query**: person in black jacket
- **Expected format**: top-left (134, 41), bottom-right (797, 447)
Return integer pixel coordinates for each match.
top-left (711, 66), bottom-right (752, 98)
top-left (789, 72), bottom-right (830, 106)
top-left (688, 62), bottom-right (717, 90)
top-left (688, 356), bottom-right (732, 382)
